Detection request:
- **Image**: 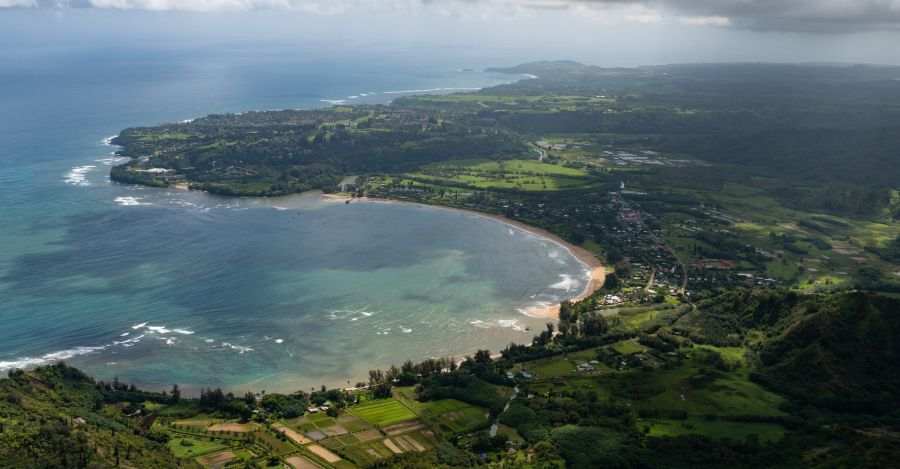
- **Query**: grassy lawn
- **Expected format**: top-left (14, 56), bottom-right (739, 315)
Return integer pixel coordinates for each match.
top-left (393, 386), bottom-right (427, 414)
top-left (527, 358), bottom-right (575, 378)
top-left (695, 345), bottom-right (748, 367)
top-left (436, 406), bottom-right (489, 434)
top-left (350, 399), bottom-right (418, 427)
top-left (341, 440), bottom-right (394, 466)
top-left (633, 366), bottom-right (786, 417)
top-left (496, 424), bottom-right (525, 443)
top-left (254, 431), bottom-right (297, 454)
top-left (642, 417), bottom-right (785, 443)
top-left (419, 399), bottom-right (489, 434)
top-left (609, 340), bottom-right (645, 355)
top-left (167, 436), bottom-right (225, 459)
top-left (564, 347), bottom-right (603, 362)
top-left (420, 399), bottom-right (476, 415)
top-left (336, 414), bottom-right (371, 432)
top-left (284, 415), bottom-right (319, 432)
top-left (307, 413), bottom-right (337, 427)
top-left (405, 158), bottom-right (599, 192)
top-left (295, 421), bottom-right (318, 432)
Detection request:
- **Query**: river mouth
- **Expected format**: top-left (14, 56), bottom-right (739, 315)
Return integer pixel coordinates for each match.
top-left (1, 188), bottom-right (591, 394)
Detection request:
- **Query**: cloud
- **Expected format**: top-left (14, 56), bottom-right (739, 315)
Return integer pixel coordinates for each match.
top-left (4, 0), bottom-right (900, 33)
top-left (553, 0), bottom-right (900, 32)
top-left (677, 15), bottom-right (731, 27)
top-left (0, 0), bottom-right (37, 6)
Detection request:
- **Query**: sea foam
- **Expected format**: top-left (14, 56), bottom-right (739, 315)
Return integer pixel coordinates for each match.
top-left (64, 165), bottom-right (96, 186)
top-left (550, 274), bottom-right (577, 291)
top-left (221, 342), bottom-right (253, 354)
top-left (381, 87), bottom-right (481, 94)
top-left (0, 345), bottom-right (107, 372)
top-left (114, 196), bottom-right (148, 206)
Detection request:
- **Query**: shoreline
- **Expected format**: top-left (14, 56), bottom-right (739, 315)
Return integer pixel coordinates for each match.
top-left (4, 188), bottom-right (604, 392)
top-left (120, 183), bottom-right (604, 319)
top-left (322, 193), bottom-right (605, 320)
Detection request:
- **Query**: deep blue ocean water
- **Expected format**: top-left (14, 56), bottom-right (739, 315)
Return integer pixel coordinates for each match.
top-left (0, 44), bottom-right (590, 393)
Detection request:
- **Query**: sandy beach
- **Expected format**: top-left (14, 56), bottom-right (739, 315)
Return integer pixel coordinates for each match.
top-left (322, 193), bottom-right (605, 319)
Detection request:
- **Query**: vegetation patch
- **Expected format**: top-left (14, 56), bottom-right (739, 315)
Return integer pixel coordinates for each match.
top-left (350, 399), bottom-right (417, 427)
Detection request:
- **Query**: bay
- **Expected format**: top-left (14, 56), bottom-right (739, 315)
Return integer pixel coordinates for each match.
top-left (0, 44), bottom-right (589, 393)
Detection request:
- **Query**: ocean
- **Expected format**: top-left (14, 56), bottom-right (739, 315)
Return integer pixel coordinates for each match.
top-left (0, 43), bottom-right (590, 393)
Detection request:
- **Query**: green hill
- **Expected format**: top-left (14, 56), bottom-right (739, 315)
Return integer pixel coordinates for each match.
top-left (757, 291), bottom-right (900, 413)
top-left (0, 364), bottom-right (189, 468)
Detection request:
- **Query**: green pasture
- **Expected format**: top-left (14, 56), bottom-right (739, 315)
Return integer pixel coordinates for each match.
top-left (350, 399), bottom-right (417, 427)
top-left (641, 417), bottom-right (785, 443)
top-left (167, 436), bottom-right (225, 459)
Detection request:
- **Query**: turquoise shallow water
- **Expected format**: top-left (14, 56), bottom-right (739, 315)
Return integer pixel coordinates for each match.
top-left (0, 44), bottom-right (589, 393)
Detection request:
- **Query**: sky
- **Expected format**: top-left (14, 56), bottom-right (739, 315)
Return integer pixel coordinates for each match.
top-left (1, 0), bottom-right (899, 66)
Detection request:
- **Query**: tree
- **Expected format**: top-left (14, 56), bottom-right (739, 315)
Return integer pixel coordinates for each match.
top-left (580, 313), bottom-right (609, 337)
top-left (532, 440), bottom-right (558, 461)
top-left (169, 384), bottom-right (180, 404)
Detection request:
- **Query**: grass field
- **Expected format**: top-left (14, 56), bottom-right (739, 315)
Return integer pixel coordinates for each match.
top-left (695, 345), bottom-right (748, 367)
top-left (307, 413), bottom-right (337, 427)
top-left (526, 358), bottom-right (576, 378)
top-left (350, 399), bottom-right (417, 427)
top-left (610, 340), bottom-right (645, 355)
top-left (418, 399), bottom-right (489, 435)
top-left (642, 417), bottom-right (785, 443)
top-left (254, 430), bottom-right (297, 455)
top-left (167, 436), bottom-right (225, 459)
top-left (340, 439), bottom-right (395, 466)
top-left (405, 158), bottom-right (599, 191)
top-left (337, 414), bottom-right (371, 432)
top-left (421, 399), bottom-right (479, 415)
top-left (621, 362), bottom-right (787, 418)
top-left (512, 334), bottom-right (791, 446)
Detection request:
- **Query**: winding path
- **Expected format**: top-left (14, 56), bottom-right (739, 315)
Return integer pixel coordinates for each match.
top-left (490, 386), bottom-right (519, 437)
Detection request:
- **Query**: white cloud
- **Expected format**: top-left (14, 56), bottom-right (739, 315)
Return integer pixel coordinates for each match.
top-left (678, 15), bottom-right (731, 27)
top-left (4, 0), bottom-right (900, 33)
top-left (0, 0), bottom-right (37, 6)
top-left (625, 13), bottom-right (662, 24)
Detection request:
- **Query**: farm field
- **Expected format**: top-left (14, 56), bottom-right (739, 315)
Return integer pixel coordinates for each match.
top-left (167, 436), bottom-right (225, 459)
top-left (507, 330), bottom-right (791, 447)
top-left (641, 417), bottom-right (785, 443)
top-left (349, 398), bottom-right (417, 427)
top-left (403, 158), bottom-right (600, 191)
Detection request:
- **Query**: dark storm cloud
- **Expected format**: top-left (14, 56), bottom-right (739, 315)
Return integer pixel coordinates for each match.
top-left (563, 0), bottom-right (900, 32)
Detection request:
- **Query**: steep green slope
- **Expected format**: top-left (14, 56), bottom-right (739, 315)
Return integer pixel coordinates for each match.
top-left (757, 292), bottom-right (900, 413)
top-left (673, 290), bottom-right (900, 414)
top-left (0, 364), bottom-right (192, 468)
